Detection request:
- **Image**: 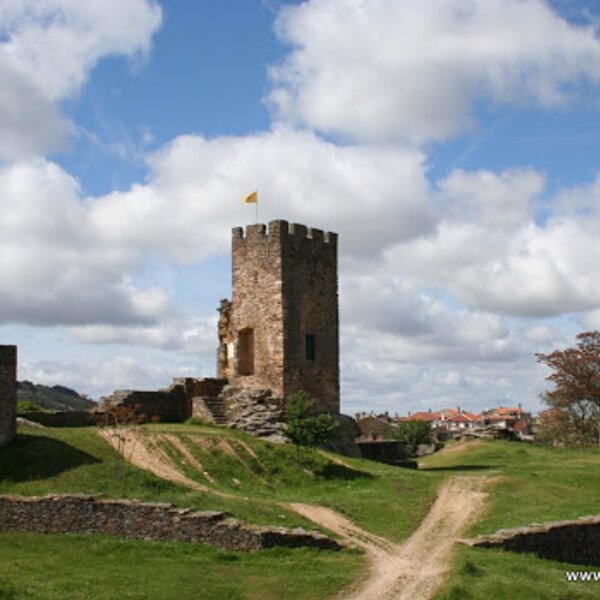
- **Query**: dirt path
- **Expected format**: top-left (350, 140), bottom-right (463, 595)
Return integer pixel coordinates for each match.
top-left (99, 429), bottom-right (489, 600)
top-left (99, 429), bottom-right (211, 493)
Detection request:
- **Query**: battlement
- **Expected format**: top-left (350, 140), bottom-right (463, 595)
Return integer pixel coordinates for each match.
top-left (232, 220), bottom-right (337, 245)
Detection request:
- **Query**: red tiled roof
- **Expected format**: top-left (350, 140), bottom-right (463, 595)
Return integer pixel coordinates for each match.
top-left (398, 411), bottom-right (440, 422)
top-left (447, 412), bottom-right (482, 423)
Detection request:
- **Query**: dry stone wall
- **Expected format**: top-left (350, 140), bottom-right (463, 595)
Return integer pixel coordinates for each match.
top-left (467, 515), bottom-right (600, 566)
top-left (0, 346), bottom-right (17, 446)
top-left (0, 494), bottom-right (342, 552)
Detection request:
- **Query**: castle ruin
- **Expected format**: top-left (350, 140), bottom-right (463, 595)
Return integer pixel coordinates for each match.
top-left (100, 220), bottom-right (341, 439)
top-left (217, 221), bottom-right (339, 415)
top-left (0, 345), bottom-right (17, 446)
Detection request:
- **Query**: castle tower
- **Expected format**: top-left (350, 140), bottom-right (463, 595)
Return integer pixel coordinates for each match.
top-left (0, 345), bottom-right (17, 446)
top-left (218, 220), bottom-right (339, 414)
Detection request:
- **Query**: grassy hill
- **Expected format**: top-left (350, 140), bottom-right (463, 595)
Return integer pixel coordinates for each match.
top-left (1, 425), bottom-right (600, 599)
top-left (420, 439), bottom-right (600, 600)
top-left (17, 380), bottom-right (96, 412)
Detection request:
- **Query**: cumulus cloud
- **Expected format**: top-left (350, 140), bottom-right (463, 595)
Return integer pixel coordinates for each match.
top-left (268, 0), bottom-right (600, 143)
top-left (20, 355), bottom-right (201, 399)
top-left (0, 159), bottom-right (167, 326)
top-left (0, 0), bottom-right (162, 159)
top-left (4, 0), bottom-right (600, 411)
top-left (0, 129), bottom-right (431, 328)
top-left (90, 127), bottom-right (432, 260)
top-left (385, 168), bottom-right (600, 318)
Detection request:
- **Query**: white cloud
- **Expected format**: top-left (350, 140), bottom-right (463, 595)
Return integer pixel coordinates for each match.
top-left (0, 0), bottom-right (162, 159)
top-left (0, 159), bottom-right (166, 326)
top-left (89, 127), bottom-right (433, 261)
top-left (21, 355), bottom-right (198, 398)
top-left (385, 168), bottom-right (600, 317)
top-left (269, 0), bottom-right (600, 143)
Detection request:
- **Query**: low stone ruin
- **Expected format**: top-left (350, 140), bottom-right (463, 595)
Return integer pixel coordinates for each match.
top-left (465, 514), bottom-right (600, 566)
top-left (0, 494), bottom-right (342, 552)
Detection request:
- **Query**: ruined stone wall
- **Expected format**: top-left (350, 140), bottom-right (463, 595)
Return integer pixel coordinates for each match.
top-left (220, 221), bottom-right (339, 414)
top-left (468, 515), bottom-right (600, 566)
top-left (102, 387), bottom-right (188, 423)
top-left (21, 411), bottom-right (99, 428)
top-left (0, 346), bottom-right (17, 446)
top-left (0, 494), bottom-right (342, 552)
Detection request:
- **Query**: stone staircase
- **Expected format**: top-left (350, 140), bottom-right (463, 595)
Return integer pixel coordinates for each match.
top-left (202, 397), bottom-right (228, 425)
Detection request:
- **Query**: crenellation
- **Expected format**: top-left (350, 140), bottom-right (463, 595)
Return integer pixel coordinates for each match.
top-left (245, 223), bottom-right (266, 238)
top-left (323, 231), bottom-right (337, 245)
top-left (307, 227), bottom-right (323, 241)
top-left (288, 223), bottom-right (307, 238)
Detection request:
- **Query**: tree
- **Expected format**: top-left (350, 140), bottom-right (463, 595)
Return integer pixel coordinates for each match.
top-left (284, 391), bottom-right (338, 462)
top-left (387, 420), bottom-right (432, 456)
top-left (536, 331), bottom-right (600, 449)
top-left (97, 403), bottom-right (149, 479)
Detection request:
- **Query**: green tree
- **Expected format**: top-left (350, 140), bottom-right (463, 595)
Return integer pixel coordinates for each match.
top-left (536, 331), bottom-right (600, 448)
top-left (284, 391), bottom-right (338, 462)
top-left (388, 420), bottom-right (432, 456)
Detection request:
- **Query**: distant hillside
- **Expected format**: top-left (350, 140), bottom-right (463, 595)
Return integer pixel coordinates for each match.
top-left (17, 381), bottom-right (96, 412)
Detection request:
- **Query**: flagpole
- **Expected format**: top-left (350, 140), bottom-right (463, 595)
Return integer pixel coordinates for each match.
top-left (255, 189), bottom-right (258, 223)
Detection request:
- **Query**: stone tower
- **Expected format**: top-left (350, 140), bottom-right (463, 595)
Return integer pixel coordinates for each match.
top-left (0, 345), bottom-right (17, 446)
top-left (218, 220), bottom-right (339, 414)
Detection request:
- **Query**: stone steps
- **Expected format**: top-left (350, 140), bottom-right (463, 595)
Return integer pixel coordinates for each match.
top-left (203, 398), bottom-right (228, 425)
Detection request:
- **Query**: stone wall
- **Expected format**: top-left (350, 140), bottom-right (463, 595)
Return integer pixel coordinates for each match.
top-left (219, 220), bottom-right (339, 415)
top-left (102, 385), bottom-right (188, 423)
top-left (220, 385), bottom-right (286, 441)
top-left (467, 515), bottom-right (600, 566)
top-left (21, 411), bottom-right (100, 428)
top-left (0, 345), bottom-right (17, 446)
top-left (0, 494), bottom-right (342, 552)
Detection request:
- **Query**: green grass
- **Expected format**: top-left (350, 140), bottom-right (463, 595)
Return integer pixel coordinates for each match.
top-left (421, 439), bottom-right (600, 600)
top-left (145, 422), bottom-right (443, 542)
top-left (0, 532), bottom-right (363, 600)
top-left (0, 425), bottom-right (311, 529)
top-left (419, 439), bottom-right (600, 535)
top-left (435, 546), bottom-right (600, 600)
top-left (6, 424), bottom-right (600, 599)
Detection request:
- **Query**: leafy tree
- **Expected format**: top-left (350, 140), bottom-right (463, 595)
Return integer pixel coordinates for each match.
top-left (284, 391), bottom-right (338, 462)
top-left (536, 331), bottom-right (600, 448)
top-left (387, 420), bottom-right (432, 456)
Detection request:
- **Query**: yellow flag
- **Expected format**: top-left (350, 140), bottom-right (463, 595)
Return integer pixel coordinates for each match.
top-left (244, 190), bottom-right (258, 204)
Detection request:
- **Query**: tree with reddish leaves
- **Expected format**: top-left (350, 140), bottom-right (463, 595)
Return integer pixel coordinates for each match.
top-left (536, 331), bottom-right (600, 449)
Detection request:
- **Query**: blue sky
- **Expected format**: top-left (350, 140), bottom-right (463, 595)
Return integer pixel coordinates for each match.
top-left (2, 0), bottom-right (600, 415)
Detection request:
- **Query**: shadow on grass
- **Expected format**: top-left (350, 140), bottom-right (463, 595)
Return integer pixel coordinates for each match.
top-left (419, 465), bottom-right (493, 472)
top-left (315, 463), bottom-right (375, 480)
top-left (0, 434), bottom-right (100, 483)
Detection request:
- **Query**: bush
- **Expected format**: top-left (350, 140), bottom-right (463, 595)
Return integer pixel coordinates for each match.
top-left (284, 391), bottom-right (338, 462)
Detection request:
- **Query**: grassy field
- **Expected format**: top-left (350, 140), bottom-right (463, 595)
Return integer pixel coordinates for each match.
top-left (420, 439), bottom-right (600, 600)
top-left (0, 423), bottom-right (443, 542)
top-left (436, 546), bottom-right (600, 600)
top-left (0, 423), bottom-right (442, 600)
top-left (148, 422), bottom-right (442, 542)
top-left (0, 532), bottom-right (362, 600)
top-left (3, 425), bottom-right (600, 599)
top-left (420, 438), bottom-right (600, 534)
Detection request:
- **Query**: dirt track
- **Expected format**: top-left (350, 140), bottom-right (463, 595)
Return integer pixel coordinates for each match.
top-left (100, 429), bottom-right (489, 599)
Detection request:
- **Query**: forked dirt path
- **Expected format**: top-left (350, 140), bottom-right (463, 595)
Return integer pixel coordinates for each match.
top-left (99, 429), bottom-right (489, 600)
